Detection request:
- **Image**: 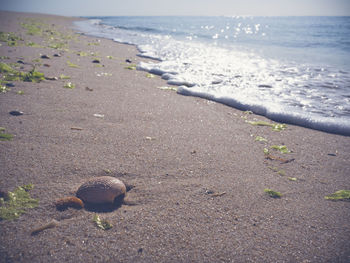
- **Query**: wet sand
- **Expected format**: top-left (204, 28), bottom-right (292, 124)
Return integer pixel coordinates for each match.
top-left (0, 11), bottom-right (349, 262)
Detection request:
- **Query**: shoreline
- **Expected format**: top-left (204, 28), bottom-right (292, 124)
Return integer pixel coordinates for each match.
top-left (0, 11), bottom-right (349, 262)
top-left (74, 16), bottom-right (350, 137)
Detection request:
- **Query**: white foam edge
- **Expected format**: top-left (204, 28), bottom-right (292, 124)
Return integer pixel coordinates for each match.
top-left (177, 86), bottom-right (350, 136)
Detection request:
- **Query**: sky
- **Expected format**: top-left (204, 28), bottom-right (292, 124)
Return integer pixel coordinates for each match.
top-left (0, 0), bottom-right (349, 16)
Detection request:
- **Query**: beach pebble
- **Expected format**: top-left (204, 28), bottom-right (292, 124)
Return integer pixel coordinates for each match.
top-left (76, 176), bottom-right (126, 204)
top-left (125, 59), bottom-right (132, 63)
top-left (40, 55), bottom-right (50, 59)
top-left (45, 76), bottom-right (58, 81)
top-left (93, 113), bottom-right (104, 118)
top-left (9, 110), bottom-right (24, 116)
top-left (53, 54), bottom-right (61, 57)
top-left (92, 59), bottom-right (100, 63)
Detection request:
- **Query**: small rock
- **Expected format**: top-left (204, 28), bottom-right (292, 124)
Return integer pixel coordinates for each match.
top-left (6, 83), bottom-right (15, 87)
top-left (9, 110), bottom-right (24, 116)
top-left (92, 59), bottom-right (100, 63)
top-left (45, 76), bottom-right (58, 81)
top-left (125, 59), bottom-right (132, 63)
top-left (53, 54), bottom-right (61, 57)
top-left (43, 64), bottom-right (50, 67)
top-left (40, 55), bottom-right (50, 59)
top-left (85, 87), bottom-right (93, 91)
top-left (17, 60), bottom-right (25, 64)
top-left (205, 189), bottom-right (214, 195)
top-left (93, 113), bottom-right (104, 118)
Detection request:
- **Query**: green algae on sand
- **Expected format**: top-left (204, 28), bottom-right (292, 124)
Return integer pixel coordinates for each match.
top-left (255, 136), bottom-right (267, 142)
top-left (125, 64), bottom-right (137, 70)
top-left (93, 214), bottom-right (112, 230)
top-left (325, 190), bottom-right (350, 201)
top-left (0, 127), bottom-right (14, 141)
top-left (63, 82), bottom-right (75, 89)
top-left (59, 74), bottom-right (70, 79)
top-left (0, 85), bottom-right (11, 94)
top-left (264, 188), bottom-right (283, 198)
top-left (270, 145), bottom-right (291, 154)
top-left (0, 31), bottom-right (23, 46)
top-left (0, 62), bottom-right (45, 83)
top-left (67, 61), bottom-right (79, 68)
top-left (0, 184), bottom-right (38, 220)
top-left (247, 120), bottom-right (287, 131)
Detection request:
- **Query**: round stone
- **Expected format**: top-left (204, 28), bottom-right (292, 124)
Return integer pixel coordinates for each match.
top-left (76, 176), bottom-right (126, 204)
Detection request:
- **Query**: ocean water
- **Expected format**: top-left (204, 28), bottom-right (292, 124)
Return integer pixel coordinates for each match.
top-left (74, 16), bottom-right (350, 136)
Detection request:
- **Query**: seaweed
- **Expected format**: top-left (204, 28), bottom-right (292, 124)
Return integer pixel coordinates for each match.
top-left (255, 136), bottom-right (267, 142)
top-left (247, 121), bottom-right (287, 131)
top-left (21, 68), bottom-right (45, 82)
top-left (0, 184), bottom-right (38, 220)
top-left (32, 58), bottom-right (41, 63)
top-left (63, 82), bottom-right (75, 89)
top-left (125, 65), bottom-right (137, 70)
top-left (0, 128), bottom-right (13, 141)
top-left (146, 73), bottom-right (155, 78)
top-left (77, 51), bottom-right (88, 57)
top-left (48, 42), bottom-right (67, 50)
top-left (26, 41), bottom-right (43, 48)
top-left (264, 188), bottom-right (282, 198)
top-left (93, 214), bottom-right (112, 230)
top-left (287, 177), bottom-right (297, 181)
top-left (59, 74), bottom-right (70, 79)
top-left (0, 62), bottom-right (16, 74)
top-left (20, 18), bottom-right (72, 50)
top-left (267, 166), bottom-right (286, 176)
top-left (270, 145), bottom-right (291, 154)
top-left (0, 85), bottom-right (11, 94)
top-left (21, 21), bottom-right (43, 36)
top-left (324, 190), bottom-right (350, 201)
top-left (67, 61), bottom-right (79, 68)
top-left (88, 42), bottom-right (100, 46)
top-left (1, 63), bottom-right (45, 82)
top-left (271, 123), bottom-right (287, 131)
top-left (263, 148), bottom-right (269, 155)
top-left (0, 32), bottom-right (23, 46)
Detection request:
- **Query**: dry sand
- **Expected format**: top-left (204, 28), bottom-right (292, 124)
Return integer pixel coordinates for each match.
top-left (0, 11), bottom-right (349, 263)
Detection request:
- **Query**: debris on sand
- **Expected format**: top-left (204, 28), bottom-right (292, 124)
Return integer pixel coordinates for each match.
top-left (93, 214), bottom-right (112, 230)
top-left (325, 190), bottom-right (350, 201)
top-left (264, 188), bottom-right (282, 198)
top-left (31, 219), bottom-right (59, 235)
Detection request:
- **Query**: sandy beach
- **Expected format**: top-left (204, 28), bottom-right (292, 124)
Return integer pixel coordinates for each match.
top-left (0, 11), bottom-right (349, 262)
